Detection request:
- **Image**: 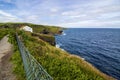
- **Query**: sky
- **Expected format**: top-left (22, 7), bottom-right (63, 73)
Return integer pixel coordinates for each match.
top-left (0, 0), bottom-right (120, 28)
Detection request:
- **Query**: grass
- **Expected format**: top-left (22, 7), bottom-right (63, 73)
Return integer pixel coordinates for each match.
top-left (0, 23), bottom-right (115, 80)
top-left (31, 33), bottom-right (55, 45)
top-left (11, 31), bottom-right (114, 80)
top-left (0, 22), bottom-right (62, 34)
top-left (7, 30), bottom-right (26, 80)
top-left (0, 28), bottom-right (9, 40)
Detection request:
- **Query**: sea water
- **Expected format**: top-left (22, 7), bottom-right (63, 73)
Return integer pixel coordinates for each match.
top-left (55, 28), bottom-right (120, 79)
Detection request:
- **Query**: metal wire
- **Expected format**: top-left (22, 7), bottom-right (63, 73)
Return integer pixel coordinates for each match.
top-left (16, 33), bottom-right (53, 80)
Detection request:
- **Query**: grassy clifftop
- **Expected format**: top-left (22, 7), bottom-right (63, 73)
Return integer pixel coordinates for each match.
top-left (0, 22), bottom-right (62, 46)
top-left (0, 22), bottom-right (62, 34)
top-left (0, 23), bottom-right (115, 80)
top-left (14, 31), bottom-right (114, 80)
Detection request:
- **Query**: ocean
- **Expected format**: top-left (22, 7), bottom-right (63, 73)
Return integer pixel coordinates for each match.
top-left (55, 28), bottom-right (120, 79)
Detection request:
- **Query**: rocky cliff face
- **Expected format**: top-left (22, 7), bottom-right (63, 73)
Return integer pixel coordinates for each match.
top-left (31, 33), bottom-right (56, 46)
top-left (31, 29), bottom-right (63, 46)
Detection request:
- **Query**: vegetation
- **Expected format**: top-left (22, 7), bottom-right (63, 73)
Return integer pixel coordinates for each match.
top-left (0, 28), bottom-right (9, 40)
top-left (17, 31), bottom-right (114, 80)
top-left (31, 33), bottom-right (55, 46)
top-left (0, 22), bottom-right (62, 34)
top-left (0, 23), bottom-right (115, 80)
top-left (9, 30), bottom-right (26, 80)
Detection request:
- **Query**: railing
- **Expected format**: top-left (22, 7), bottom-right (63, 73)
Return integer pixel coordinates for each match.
top-left (16, 33), bottom-right (53, 80)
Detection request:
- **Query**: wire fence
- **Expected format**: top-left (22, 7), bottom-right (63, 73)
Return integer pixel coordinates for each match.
top-left (16, 33), bottom-right (53, 80)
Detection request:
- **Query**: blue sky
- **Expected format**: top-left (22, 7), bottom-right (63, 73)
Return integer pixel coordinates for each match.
top-left (0, 0), bottom-right (120, 28)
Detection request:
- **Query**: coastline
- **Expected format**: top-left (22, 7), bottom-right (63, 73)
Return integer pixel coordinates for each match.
top-left (69, 54), bottom-right (116, 80)
top-left (55, 32), bottom-right (116, 80)
top-left (0, 23), bottom-right (117, 79)
top-left (55, 45), bottom-right (115, 79)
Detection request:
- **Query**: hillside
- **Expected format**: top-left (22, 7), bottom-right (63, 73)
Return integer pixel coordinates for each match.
top-left (0, 22), bottom-right (63, 34)
top-left (0, 23), bottom-right (115, 80)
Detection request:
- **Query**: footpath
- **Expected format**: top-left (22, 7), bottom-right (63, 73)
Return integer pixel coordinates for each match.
top-left (0, 36), bottom-right (16, 80)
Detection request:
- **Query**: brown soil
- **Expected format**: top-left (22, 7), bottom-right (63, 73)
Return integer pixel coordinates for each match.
top-left (0, 36), bottom-right (16, 80)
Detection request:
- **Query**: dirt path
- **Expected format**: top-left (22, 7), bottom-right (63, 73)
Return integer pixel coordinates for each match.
top-left (0, 36), bottom-right (16, 80)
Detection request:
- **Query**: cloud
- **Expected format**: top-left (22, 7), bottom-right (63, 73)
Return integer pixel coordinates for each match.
top-left (59, 20), bottom-right (120, 28)
top-left (0, 10), bottom-right (18, 22)
top-left (50, 8), bottom-right (59, 13)
top-left (0, 0), bottom-right (120, 28)
top-left (0, 10), bottom-right (15, 17)
top-left (59, 0), bottom-right (120, 27)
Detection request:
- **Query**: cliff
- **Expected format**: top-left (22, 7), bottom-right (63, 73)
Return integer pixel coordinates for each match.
top-left (0, 23), bottom-right (115, 80)
top-left (0, 22), bottom-right (63, 46)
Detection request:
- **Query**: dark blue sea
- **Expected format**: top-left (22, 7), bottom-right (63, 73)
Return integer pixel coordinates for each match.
top-left (55, 28), bottom-right (120, 79)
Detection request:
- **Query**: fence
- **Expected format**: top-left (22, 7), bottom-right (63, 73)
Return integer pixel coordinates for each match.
top-left (16, 33), bottom-right (53, 80)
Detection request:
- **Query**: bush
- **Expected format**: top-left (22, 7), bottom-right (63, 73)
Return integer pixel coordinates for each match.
top-left (0, 29), bottom-right (9, 40)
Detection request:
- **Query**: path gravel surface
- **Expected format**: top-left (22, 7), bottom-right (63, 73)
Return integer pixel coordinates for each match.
top-left (0, 36), bottom-right (16, 80)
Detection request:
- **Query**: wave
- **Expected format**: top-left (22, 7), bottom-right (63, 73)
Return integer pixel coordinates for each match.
top-left (81, 58), bottom-right (85, 60)
top-left (56, 43), bottom-right (62, 48)
top-left (56, 44), bottom-right (60, 48)
top-left (56, 43), bottom-right (65, 51)
top-left (62, 32), bottom-right (66, 36)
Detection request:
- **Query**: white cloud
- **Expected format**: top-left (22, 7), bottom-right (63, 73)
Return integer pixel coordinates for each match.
top-left (21, 15), bottom-right (39, 23)
top-left (0, 0), bottom-right (120, 28)
top-left (0, 10), bottom-right (15, 17)
top-left (58, 0), bottom-right (120, 27)
top-left (27, 15), bottom-right (38, 20)
top-left (0, 10), bottom-right (18, 22)
top-left (50, 8), bottom-right (58, 13)
top-left (69, 15), bottom-right (87, 18)
top-left (61, 10), bottom-right (80, 16)
top-left (59, 20), bottom-right (120, 28)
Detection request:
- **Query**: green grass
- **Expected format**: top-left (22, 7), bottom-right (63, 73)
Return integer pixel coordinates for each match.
top-left (0, 22), bottom-right (62, 35)
top-left (0, 28), bottom-right (9, 40)
top-left (7, 30), bottom-right (26, 80)
top-left (0, 28), bottom-right (25, 80)
top-left (10, 31), bottom-right (114, 80)
top-left (31, 33), bottom-right (55, 45)
top-left (0, 23), bottom-right (114, 80)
